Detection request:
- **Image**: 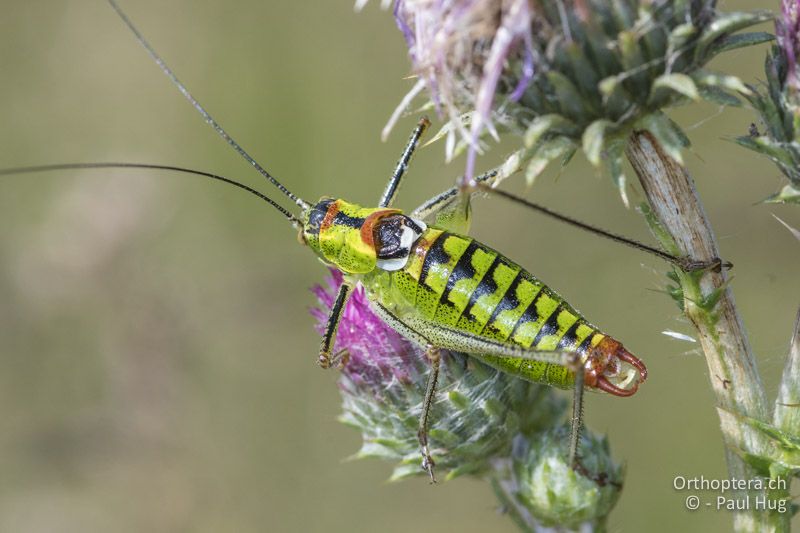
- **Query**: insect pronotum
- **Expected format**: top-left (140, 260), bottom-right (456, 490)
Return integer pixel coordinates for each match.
top-left (1, 0), bottom-right (723, 484)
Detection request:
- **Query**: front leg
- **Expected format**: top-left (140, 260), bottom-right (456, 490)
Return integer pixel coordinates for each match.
top-left (318, 283), bottom-right (353, 369)
top-left (410, 169), bottom-right (498, 234)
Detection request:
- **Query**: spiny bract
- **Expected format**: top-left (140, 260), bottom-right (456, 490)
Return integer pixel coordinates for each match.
top-left (385, 0), bottom-right (771, 204)
top-left (736, 0), bottom-right (800, 204)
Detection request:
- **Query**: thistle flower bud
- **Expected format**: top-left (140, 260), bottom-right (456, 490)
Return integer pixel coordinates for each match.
top-left (504, 427), bottom-right (623, 530)
top-left (381, 0), bottom-right (770, 203)
top-left (736, 0), bottom-right (800, 204)
top-left (311, 271), bottom-right (566, 481)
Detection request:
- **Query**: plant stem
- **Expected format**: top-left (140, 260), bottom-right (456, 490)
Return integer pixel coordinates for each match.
top-left (774, 308), bottom-right (800, 441)
top-left (625, 131), bottom-right (785, 532)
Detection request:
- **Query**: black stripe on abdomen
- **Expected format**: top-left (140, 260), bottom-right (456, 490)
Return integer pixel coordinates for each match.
top-left (439, 239), bottom-right (479, 306)
top-left (480, 270), bottom-right (523, 339)
top-left (531, 303), bottom-right (563, 348)
top-left (418, 231), bottom-right (452, 287)
top-left (459, 255), bottom-right (501, 322)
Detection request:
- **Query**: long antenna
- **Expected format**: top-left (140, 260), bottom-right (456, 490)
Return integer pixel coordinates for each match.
top-left (477, 183), bottom-right (730, 272)
top-left (107, 0), bottom-right (310, 211)
top-left (0, 162), bottom-right (303, 229)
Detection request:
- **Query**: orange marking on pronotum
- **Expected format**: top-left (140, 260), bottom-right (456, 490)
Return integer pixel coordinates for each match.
top-left (360, 209), bottom-right (401, 248)
top-left (320, 200), bottom-right (341, 232)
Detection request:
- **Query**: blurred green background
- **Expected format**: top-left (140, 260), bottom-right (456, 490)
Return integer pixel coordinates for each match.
top-left (0, 1), bottom-right (797, 531)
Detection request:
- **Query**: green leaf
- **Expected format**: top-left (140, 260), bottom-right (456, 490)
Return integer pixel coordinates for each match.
top-left (764, 184), bottom-right (800, 205)
top-left (700, 285), bottom-right (726, 312)
top-left (582, 119), bottom-right (614, 166)
top-left (719, 408), bottom-right (800, 476)
top-left (499, 148), bottom-right (526, 181)
top-left (666, 116), bottom-right (691, 148)
top-left (698, 86), bottom-right (742, 107)
top-left (668, 22), bottom-right (697, 52)
top-left (696, 11), bottom-right (774, 59)
top-left (546, 71), bottom-right (589, 120)
top-left (443, 462), bottom-right (485, 481)
top-left (428, 427), bottom-right (461, 448)
top-left (744, 417), bottom-right (800, 452)
top-left (734, 136), bottom-right (797, 168)
top-left (447, 390), bottom-right (470, 410)
top-left (652, 73), bottom-right (700, 102)
top-left (637, 112), bottom-right (685, 165)
top-left (693, 70), bottom-right (752, 96)
top-left (708, 31), bottom-right (775, 57)
top-left (599, 76), bottom-right (621, 98)
top-left (523, 114), bottom-right (578, 148)
top-left (524, 137), bottom-right (577, 186)
top-left (638, 201), bottom-right (681, 256)
top-left (483, 398), bottom-right (506, 420)
top-left (605, 140), bottom-right (629, 207)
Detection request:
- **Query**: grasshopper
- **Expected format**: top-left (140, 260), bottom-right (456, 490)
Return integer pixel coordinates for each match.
top-left (0, 0), bottom-right (723, 483)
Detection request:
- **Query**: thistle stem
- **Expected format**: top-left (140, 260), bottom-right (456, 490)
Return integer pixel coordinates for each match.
top-left (625, 131), bottom-right (785, 533)
top-left (774, 308), bottom-right (800, 442)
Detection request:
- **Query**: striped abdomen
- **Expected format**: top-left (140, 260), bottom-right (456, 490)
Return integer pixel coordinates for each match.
top-left (386, 228), bottom-right (610, 389)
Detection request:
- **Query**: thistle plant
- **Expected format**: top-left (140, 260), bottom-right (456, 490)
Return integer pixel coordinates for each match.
top-left (382, 0), bottom-right (772, 205)
top-left (736, 0), bottom-right (800, 204)
top-left (324, 0), bottom-right (799, 531)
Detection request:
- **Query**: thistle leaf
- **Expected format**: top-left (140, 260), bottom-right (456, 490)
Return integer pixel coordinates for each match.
top-left (605, 140), bottom-right (629, 207)
top-left (582, 119), bottom-right (615, 166)
top-left (707, 31), bottom-right (775, 57)
top-left (524, 137), bottom-right (578, 186)
top-left (668, 22), bottom-right (697, 52)
top-left (523, 114), bottom-right (579, 148)
top-left (698, 86), bottom-right (743, 107)
top-left (693, 70), bottom-right (752, 96)
top-left (651, 73), bottom-right (700, 102)
top-left (696, 11), bottom-right (774, 59)
top-left (764, 185), bottom-right (800, 205)
top-left (733, 136), bottom-right (797, 168)
top-left (637, 112), bottom-right (686, 164)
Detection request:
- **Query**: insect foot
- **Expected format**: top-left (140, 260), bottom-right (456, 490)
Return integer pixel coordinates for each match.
top-left (677, 256), bottom-right (733, 273)
top-left (317, 353), bottom-right (333, 369)
top-left (330, 348), bottom-right (350, 370)
top-left (418, 429), bottom-right (437, 484)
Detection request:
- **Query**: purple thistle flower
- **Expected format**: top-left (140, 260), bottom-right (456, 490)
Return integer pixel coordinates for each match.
top-left (310, 269), bottom-right (426, 392)
top-left (388, 0), bottom-right (537, 176)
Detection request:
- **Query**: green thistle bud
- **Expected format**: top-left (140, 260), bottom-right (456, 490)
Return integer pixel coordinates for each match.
top-left (735, 0), bottom-right (800, 204)
top-left (501, 426), bottom-right (623, 530)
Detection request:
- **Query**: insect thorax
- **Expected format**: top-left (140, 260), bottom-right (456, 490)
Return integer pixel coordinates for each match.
top-left (301, 198), bottom-right (426, 274)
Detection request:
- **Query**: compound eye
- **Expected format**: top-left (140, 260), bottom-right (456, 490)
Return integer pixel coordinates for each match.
top-left (307, 209), bottom-right (325, 232)
top-left (306, 199), bottom-right (334, 235)
top-left (374, 215), bottom-right (427, 271)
